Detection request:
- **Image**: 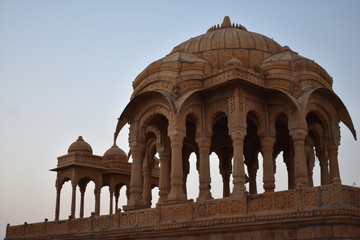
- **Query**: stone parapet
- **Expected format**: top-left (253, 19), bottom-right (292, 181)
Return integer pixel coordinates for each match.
top-left (5, 184), bottom-right (360, 239)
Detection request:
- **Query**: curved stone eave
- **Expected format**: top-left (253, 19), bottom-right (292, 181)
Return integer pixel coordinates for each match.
top-left (175, 77), bottom-right (302, 117)
top-left (298, 87), bottom-right (357, 140)
top-left (114, 91), bottom-right (176, 143)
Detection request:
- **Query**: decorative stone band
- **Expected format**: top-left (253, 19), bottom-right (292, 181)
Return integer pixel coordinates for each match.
top-left (6, 183), bottom-right (360, 239)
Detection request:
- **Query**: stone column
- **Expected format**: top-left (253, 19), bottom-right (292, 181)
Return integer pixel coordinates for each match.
top-left (142, 162), bottom-right (152, 208)
top-left (248, 164), bottom-right (258, 194)
top-left (79, 186), bottom-right (85, 218)
top-left (55, 185), bottom-right (62, 221)
top-left (94, 186), bottom-right (101, 215)
top-left (167, 131), bottom-right (186, 201)
top-left (126, 143), bottom-right (144, 209)
top-left (217, 148), bottom-right (232, 198)
top-left (261, 137), bottom-right (275, 192)
top-left (221, 171), bottom-right (231, 197)
top-left (197, 137), bottom-right (213, 201)
top-left (327, 142), bottom-right (341, 183)
top-left (70, 182), bottom-right (77, 218)
top-left (290, 129), bottom-right (309, 187)
top-left (109, 188), bottom-right (114, 214)
top-left (230, 130), bottom-right (246, 196)
top-left (114, 191), bottom-right (120, 211)
top-left (158, 147), bottom-right (171, 204)
top-left (317, 149), bottom-right (330, 185)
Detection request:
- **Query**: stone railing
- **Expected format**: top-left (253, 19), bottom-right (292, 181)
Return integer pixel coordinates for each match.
top-left (6, 183), bottom-right (360, 239)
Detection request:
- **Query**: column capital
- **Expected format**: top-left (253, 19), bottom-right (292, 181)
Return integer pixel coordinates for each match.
top-left (168, 130), bottom-right (186, 142)
top-left (289, 128), bottom-right (307, 141)
top-left (229, 129), bottom-right (246, 141)
top-left (196, 136), bottom-right (211, 149)
top-left (260, 136), bottom-right (276, 147)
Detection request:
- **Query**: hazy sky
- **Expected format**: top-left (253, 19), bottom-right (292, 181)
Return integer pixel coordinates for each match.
top-left (1, 0), bottom-right (360, 238)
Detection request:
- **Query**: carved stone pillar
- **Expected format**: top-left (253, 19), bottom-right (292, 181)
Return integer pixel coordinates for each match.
top-left (126, 143), bottom-right (145, 209)
top-left (221, 171), bottom-right (231, 197)
top-left (196, 136), bottom-right (213, 201)
top-left (283, 149), bottom-right (295, 189)
top-left (248, 163), bottom-right (258, 194)
top-left (230, 130), bottom-right (246, 196)
top-left (94, 186), bottom-right (101, 215)
top-left (114, 191), bottom-right (119, 211)
top-left (109, 188), bottom-right (114, 214)
top-left (327, 142), bottom-right (341, 183)
top-left (317, 149), bottom-right (330, 185)
top-left (142, 162), bottom-right (152, 208)
top-left (158, 147), bottom-right (171, 204)
top-left (217, 148), bottom-right (233, 198)
top-left (70, 182), bottom-right (77, 218)
top-left (261, 137), bottom-right (275, 192)
top-left (290, 129), bottom-right (309, 187)
top-left (55, 185), bottom-right (62, 221)
top-left (167, 131), bottom-right (186, 201)
top-left (79, 185), bottom-right (86, 218)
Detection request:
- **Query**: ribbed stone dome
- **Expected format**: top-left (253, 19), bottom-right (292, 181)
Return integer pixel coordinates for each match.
top-left (132, 16), bottom-right (284, 98)
top-left (258, 47), bottom-right (333, 90)
top-left (68, 136), bottom-right (93, 154)
top-left (103, 144), bottom-right (128, 162)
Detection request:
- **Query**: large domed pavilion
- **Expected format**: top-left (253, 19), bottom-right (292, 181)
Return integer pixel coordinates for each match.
top-left (115, 16), bottom-right (356, 209)
top-left (5, 16), bottom-right (360, 240)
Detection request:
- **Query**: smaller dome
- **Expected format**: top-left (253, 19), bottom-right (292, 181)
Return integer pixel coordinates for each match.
top-left (103, 144), bottom-right (128, 162)
top-left (68, 136), bottom-right (93, 154)
top-left (258, 47), bottom-right (333, 88)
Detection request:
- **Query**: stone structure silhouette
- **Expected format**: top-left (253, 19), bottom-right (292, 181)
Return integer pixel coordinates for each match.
top-left (5, 16), bottom-right (360, 240)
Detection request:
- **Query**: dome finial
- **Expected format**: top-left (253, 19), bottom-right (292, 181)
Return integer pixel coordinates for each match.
top-left (207, 16), bottom-right (247, 32)
top-left (222, 16), bottom-right (231, 28)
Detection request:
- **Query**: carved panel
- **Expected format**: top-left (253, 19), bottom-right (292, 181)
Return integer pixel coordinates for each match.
top-left (25, 223), bottom-right (44, 236)
top-left (121, 208), bottom-right (159, 226)
top-left (248, 191), bottom-right (295, 212)
top-left (6, 225), bottom-right (24, 237)
top-left (194, 197), bottom-right (246, 218)
top-left (342, 186), bottom-right (360, 207)
top-left (93, 215), bottom-right (115, 230)
top-left (302, 188), bottom-right (318, 208)
top-left (161, 203), bottom-right (193, 222)
top-left (70, 218), bottom-right (92, 232)
top-left (47, 220), bottom-right (68, 233)
top-left (320, 185), bottom-right (335, 206)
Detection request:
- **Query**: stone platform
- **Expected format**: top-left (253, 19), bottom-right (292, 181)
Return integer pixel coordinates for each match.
top-left (5, 183), bottom-right (360, 240)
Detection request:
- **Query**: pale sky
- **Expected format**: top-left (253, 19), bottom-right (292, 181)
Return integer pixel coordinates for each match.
top-left (1, 0), bottom-right (360, 238)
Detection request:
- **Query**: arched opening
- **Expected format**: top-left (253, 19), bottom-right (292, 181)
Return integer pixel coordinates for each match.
top-left (183, 114), bottom-right (199, 199)
top-left (274, 114), bottom-right (293, 190)
top-left (117, 185), bottom-right (128, 212)
top-left (274, 151), bottom-right (288, 191)
top-left (59, 179), bottom-right (71, 220)
top-left (210, 152), bottom-right (224, 198)
top-left (151, 186), bottom-right (159, 208)
top-left (100, 185), bottom-right (110, 215)
top-left (244, 113), bottom-right (261, 194)
top-left (256, 153), bottom-right (264, 193)
top-left (306, 112), bottom-right (329, 186)
top-left (141, 113), bottom-right (169, 207)
top-left (186, 152), bottom-right (199, 200)
top-left (78, 178), bottom-right (95, 218)
top-left (211, 114), bottom-right (233, 198)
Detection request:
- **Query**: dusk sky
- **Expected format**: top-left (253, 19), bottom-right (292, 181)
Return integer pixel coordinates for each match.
top-left (1, 1), bottom-right (360, 238)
